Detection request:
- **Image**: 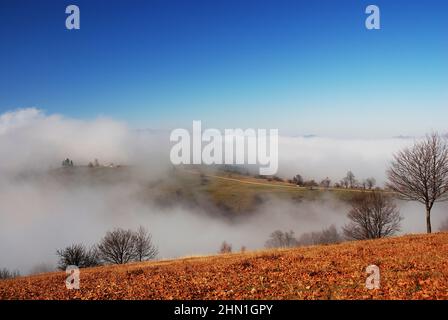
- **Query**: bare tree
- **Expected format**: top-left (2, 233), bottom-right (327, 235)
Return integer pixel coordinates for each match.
top-left (319, 225), bottom-right (342, 244)
top-left (345, 171), bottom-right (356, 188)
top-left (297, 225), bottom-right (342, 246)
top-left (62, 158), bottom-right (74, 167)
top-left (219, 241), bottom-right (232, 254)
top-left (56, 244), bottom-right (101, 270)
top-left (361, 180), bottom-right (367, 190)
top-left (293, 174), bottom-right (304, 186)
top-left (84, 246), bottom-right (101, 267)
top-left (343, 192), bottom-right (402, 240)
top-left (134, 226), bottom-right (158, 261)
top-left (387, 133), bottom-right (448, 233)
top-left (297, 231), bottom-right (321, 246)
top-left (320, 177), bottom-right (331, 188)
top-left (0, 268), bottom-right (20, 280)
top-left (265, 230), bottom-right (298, 248)
top-left (303, 179), bottom-right (318, 189)
top-left (57, 244), bottom-right (86, 270)
top-left (97, 228), bottom-right (137, 264)
top-left (366, 177), bottom-right (376, 189)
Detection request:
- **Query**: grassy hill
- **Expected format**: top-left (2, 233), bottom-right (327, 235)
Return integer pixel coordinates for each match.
top-left (1, 232), bottom-right (447, 300)
top-left (44, 165), bottom-right (371, 216)
top-left (147, 166), bottom-right (365, 215)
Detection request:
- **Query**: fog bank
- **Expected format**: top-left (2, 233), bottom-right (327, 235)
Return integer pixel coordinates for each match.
top-left (0, 108), bottom-right (446, 274)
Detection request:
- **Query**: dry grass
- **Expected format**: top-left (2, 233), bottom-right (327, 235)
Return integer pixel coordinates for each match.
top-left (1, 233), bottom-right (448, 300)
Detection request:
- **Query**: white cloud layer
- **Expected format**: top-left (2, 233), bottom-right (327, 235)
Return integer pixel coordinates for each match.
top-left (0, 108), bottom-right (446, 273)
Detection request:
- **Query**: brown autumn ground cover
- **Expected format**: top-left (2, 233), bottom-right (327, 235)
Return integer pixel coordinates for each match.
top-left (1, 232), bottom-right (447, 300)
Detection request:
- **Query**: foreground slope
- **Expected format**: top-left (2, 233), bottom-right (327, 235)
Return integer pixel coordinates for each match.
top-left (1, 233), bottom-right (448, 300)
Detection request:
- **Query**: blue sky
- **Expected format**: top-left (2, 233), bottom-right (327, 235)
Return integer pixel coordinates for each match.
top-left (0, 0), bottom-right (447, 137)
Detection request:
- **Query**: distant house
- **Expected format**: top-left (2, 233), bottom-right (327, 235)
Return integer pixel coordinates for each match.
top-left (62, 158), bottom-right (74, 167)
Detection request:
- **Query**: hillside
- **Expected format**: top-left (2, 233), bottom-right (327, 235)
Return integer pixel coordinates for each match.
top-left (146, 166), bottom-right (366, 215)
top-left (1, 233), bottom-right (447, 300)
top-left (43, 165), bottom-right (364, 216)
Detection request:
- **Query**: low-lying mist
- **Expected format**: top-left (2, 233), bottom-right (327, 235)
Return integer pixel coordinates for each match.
top-left (0, 108), bottom-right (446, 274)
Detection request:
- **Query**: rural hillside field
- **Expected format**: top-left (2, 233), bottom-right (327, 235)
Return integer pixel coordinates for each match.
top-left (1, 233), bottom-right (447, 300)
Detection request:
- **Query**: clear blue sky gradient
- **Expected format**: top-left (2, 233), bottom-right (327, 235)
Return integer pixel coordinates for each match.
top-left (1, 0), bottom-right (447, 137)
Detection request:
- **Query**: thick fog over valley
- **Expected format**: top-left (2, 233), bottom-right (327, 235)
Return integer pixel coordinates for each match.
top-left (0, 108), bottom-right (446, 273)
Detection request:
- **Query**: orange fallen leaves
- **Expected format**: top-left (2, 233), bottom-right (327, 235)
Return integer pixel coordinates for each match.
top-left (1, 233), bottom-right (448, 300)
